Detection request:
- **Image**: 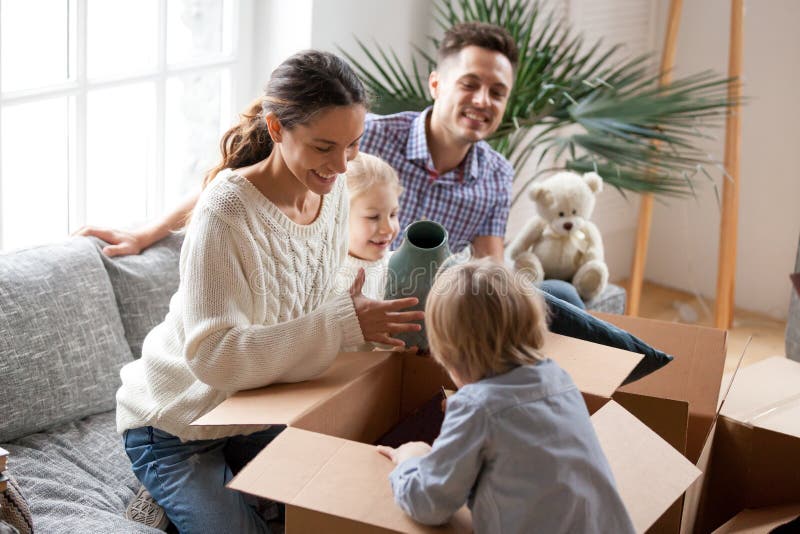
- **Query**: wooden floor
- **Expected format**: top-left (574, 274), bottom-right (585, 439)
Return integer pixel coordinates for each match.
top-left (625, 280), bottom-right (788, 374)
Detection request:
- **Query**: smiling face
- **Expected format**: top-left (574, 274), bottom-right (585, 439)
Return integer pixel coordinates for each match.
top-left (273, 104), bottom-right (366, 195)
top-left (348, 182), bottom-right (401, 261)
top-left (428, 45), bottom-right (514, 146)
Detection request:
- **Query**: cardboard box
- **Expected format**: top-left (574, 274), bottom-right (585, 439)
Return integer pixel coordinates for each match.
top-left (711, 503), bottom-right (800, 533)
top-left (595, 313), bottom-right (728, 464)
top-left (687, 357), bottom-right (800, 533)
top-left (593, 314), bottom-right (728, 534)
top-left (194, 330), bottom-right (703, 533)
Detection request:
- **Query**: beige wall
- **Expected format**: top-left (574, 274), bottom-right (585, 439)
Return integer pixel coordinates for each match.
top-left (647, 0), bottom-right (800, 319)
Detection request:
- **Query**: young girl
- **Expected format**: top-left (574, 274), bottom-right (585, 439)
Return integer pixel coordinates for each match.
top-left (377, 259), bottom-right (635, 534)
top-left (116, 51), bottom-right (422, 534)
top-left (338, 153), bottom-right (402, 301)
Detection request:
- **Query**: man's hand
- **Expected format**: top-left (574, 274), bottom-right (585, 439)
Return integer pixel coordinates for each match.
top-left (73, 226), bottom-right (150, 257)
top-left (376, 441), bottom-right (432, 465)
top-left (73, 190), bottom-right (199, 257)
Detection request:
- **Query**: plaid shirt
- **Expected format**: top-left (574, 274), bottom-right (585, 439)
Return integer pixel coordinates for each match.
top-left (361, 108), bottom-right (513, 253)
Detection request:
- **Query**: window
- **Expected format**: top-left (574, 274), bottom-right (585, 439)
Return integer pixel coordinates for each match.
top-left (0, 0), bottom-right (253, 251)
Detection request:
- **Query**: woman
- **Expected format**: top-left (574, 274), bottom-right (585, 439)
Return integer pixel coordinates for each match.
top-left (116, 50), bottom-right (422, 533)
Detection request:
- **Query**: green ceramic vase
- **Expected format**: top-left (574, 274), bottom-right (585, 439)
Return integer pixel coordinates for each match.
top-left (384, 220), bottom-right (451, 350)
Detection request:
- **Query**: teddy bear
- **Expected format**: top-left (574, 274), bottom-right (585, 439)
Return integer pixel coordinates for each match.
top-left (507, 171), bottom-right (609, 301)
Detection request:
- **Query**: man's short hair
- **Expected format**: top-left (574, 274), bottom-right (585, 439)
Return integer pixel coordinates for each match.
top-left (437, 22), bottom-right (519, 69)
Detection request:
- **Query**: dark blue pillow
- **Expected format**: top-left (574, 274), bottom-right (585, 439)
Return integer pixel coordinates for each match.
top-left (542, 291), bottom-right (673, 384)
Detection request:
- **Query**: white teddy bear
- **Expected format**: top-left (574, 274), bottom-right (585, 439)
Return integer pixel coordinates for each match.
top-left (507, 171), bottom-right (609, 301)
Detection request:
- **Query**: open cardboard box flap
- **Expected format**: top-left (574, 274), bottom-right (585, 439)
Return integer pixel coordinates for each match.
top-left (719, 356), bottom-right (800, 437)
top-left (193, 332), bottom-right (643, 429)
top-left (542, 332), bottom-right (642, 398)
top-left (229, 426), bottom-right (473, 533)
top-left (593, 401), bottom-right (702, 533)
top-left (230, 400), bottom-right (700, 534)
top-left (595, 313), bottom-right (727, 464)
top-left (691, 356), bottom-right (800, 533)
top-left (711, 503), bottom-right (800, 533)
top-left (192, 351), bottom-right (397, 427)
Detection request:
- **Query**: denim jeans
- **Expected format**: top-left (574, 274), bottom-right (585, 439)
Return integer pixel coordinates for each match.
top-left (539, 279), bottom-right (586, 309)
top-left (123, 425), bottom-right (285, 534)
top-left (542, 290), bottom-right (673, 383)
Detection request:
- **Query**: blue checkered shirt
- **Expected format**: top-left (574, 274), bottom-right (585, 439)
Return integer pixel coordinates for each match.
top-left (361, 108), bottom-right (513, 253)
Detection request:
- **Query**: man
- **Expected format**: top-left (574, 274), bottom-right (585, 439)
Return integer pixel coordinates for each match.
top-left (360, 22), bottom-right (516, 259)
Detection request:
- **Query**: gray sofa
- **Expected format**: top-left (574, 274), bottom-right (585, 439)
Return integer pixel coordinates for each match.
top-left (0, 233), bottom-right (625, 532)
top-left (0, 234), bottom-right (182, 533)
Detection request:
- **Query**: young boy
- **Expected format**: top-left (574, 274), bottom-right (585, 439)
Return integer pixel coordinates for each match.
top-left (377, 259), bottom-right (635, 534)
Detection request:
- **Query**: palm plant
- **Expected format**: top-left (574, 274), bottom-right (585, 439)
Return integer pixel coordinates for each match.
top-left (339, 0), bottom-right (737, 208)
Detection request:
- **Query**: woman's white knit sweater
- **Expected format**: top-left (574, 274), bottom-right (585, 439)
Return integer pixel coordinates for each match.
top-left (338, 253), bottom-right (390, 301)
top-left (116, 170), bottom-right (365, 441)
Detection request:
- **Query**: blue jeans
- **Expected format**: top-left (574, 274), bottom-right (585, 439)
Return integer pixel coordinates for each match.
top-left (542, 290), bottom-right (672, 383)
top-left (124, 425), bottom-right (285, 534)
top-left (539, 279), bottom-right (585, 309)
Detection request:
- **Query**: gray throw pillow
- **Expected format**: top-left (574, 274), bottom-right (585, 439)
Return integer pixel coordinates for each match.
top-left (91, 233), bottom-right (183, 359)
top-left (0, 238), bottom-right (133, 442)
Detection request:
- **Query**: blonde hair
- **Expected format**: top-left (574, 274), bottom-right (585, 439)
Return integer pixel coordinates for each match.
top-left (426, 258), bottom-right (548, 383)
top-left (345, 153), bottom-right (403, 199)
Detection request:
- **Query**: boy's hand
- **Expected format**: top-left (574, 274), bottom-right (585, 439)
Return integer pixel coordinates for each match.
top-left (377, 442), bottom-right (432, 465)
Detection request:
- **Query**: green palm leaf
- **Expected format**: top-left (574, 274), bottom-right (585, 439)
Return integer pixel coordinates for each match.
top-left (338, 0), bottom-right (738, 206)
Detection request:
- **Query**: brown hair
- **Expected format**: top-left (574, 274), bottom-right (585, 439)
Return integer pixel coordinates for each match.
top-left (346, 153), bottom-right (403, 200)
top-left (204, 50), bottom-right (368, 188)
top-left (426, 258), bottom-right (547, 383)
top-left (437, 22), bottom-right (519, 69)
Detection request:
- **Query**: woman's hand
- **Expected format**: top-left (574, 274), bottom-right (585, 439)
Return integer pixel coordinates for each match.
top-left (73, 226), bottom-right (149, 257)
top-left (377, 442), bottom-right (432, 465)
top-left (349, 268), bottom-right (424, 347)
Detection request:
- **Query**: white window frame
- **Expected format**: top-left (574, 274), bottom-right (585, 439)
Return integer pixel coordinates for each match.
top-left (0, 0), bottom-right (255, 250)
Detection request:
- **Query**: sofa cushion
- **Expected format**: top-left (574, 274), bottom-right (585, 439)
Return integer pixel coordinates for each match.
top-left (585, 283), bottom-right (626, 314)
top-left (0, 238), bottom-right (133, 442)
top-left (91, 233), bottom-right (183, 359)
top-left (1, 410), bottom-right (161, 534)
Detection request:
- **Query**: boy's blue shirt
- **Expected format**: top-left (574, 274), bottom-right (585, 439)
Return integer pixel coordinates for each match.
top-left (389, 359), bottom-right (636, 534)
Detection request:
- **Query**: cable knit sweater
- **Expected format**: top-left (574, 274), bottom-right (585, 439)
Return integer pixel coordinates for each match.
top-left (116, 169), bottom-right (365, 441)
top-left (337, 253), bottom-right (390, 301)
top-left (337, 253), bottom-right (391, 352)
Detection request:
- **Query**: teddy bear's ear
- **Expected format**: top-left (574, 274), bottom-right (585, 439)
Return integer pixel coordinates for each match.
top-left (529, 183), bottom-right (555, 207)
top-left (583, 172), bottom-right (604, 194)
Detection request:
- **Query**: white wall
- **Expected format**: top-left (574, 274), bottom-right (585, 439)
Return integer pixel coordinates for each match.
top-left (647, 0), bottom-right (800, 319)
top-left (310, 0), bottom-right (431, 66)
top-left (247, 0), bottom-right (313, 100)
top-left (246, 0), bottom-right (432, 111)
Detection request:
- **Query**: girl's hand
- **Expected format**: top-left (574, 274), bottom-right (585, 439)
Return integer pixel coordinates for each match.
top-left (377, 442), bottom-right (432, 465)
top-left (349, 269), bottom-right (424, 347)
top-left (73, 226), bottom-right (148, 257)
